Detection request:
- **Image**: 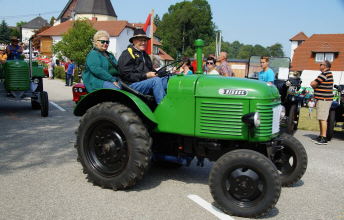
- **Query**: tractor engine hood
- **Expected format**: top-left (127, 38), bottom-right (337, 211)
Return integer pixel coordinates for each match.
top-left (195, 76), bottom-right (280, 100)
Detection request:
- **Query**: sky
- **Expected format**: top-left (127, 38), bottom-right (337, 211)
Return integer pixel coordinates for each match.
top-left (1, 0), bottom-right (344, 56)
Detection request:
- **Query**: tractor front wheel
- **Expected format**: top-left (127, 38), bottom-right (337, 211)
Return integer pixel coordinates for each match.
top-left (209, 149), bottom-right (281, 218)
top-left (40, 91), bottom-right (49, 117)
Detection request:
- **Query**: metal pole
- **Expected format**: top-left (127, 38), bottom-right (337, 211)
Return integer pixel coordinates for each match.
top-left (29, 37), bottom-right (33, 79)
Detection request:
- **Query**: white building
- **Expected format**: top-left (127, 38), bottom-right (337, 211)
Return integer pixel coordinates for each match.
top-left (290, 32), bottom-right (344, 87)
top-left (21, 16), bottom-right (50, 44)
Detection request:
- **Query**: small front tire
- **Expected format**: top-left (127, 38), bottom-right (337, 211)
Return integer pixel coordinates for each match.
top-left (209, 149), bottom-right (281, 218)
top-left (40, 91), bottom-right (49, 117)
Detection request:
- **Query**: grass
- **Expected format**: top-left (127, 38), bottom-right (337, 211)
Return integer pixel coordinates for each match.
top-left (297, 107), bottom-right (343, 132)
top-left (298, 107), bottom-right (319, 131)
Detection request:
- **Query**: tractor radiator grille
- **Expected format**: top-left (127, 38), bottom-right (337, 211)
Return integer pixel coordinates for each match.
top-left (199, 102), bottom-right (244, 136)
top-left (255, 103), bottom-right (279, 137)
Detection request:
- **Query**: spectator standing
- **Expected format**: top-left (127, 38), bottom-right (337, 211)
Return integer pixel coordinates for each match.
top-left (180, 58), bottom-right (193, 75)
top-left (308, 99), bottom-right (315, 119)
top-left (6, 37), bottom-right (23, 60)
top-left (216, 52), bottom-right (234, 77)
top-left (66, 60), bottom-right (75, 86)
top-left (48, 58), bottom-right (55, 79)
top-left (258, 56), bottom-right (275, 84)
top-left (204, 56), bottom-right (219, 75)
top-left (64, 60), bottom-right (70, 85)
top-left (0, 47), bottom-right (7, 63)
top-left (310, 60), bottom-right (334, 145)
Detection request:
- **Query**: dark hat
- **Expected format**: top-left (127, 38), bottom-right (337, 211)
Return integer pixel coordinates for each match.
top-left (129, 28), bottom-right (150, 43)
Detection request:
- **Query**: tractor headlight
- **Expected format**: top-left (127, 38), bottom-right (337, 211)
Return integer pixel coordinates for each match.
top-left (33, 78), bottom-right (40, 84)
top-left (280, 105), bottom-right (286, 119)
top-left (78, 87), bottom-right (84, 93)
top-left (242, 112), bottom-right (260, 128)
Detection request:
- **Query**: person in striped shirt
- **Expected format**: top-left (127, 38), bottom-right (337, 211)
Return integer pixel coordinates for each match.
top-left (310, 60), bottom-right (334, 145)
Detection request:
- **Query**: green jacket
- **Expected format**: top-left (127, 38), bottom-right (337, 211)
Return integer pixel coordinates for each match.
top-left (83, 49), bottom-right (119, 92)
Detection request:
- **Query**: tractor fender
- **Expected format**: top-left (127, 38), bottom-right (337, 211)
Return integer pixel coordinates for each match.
top-left (73, 89), bottom-right (157, 124)
top-left (330, 101), bottom-right (340, 110)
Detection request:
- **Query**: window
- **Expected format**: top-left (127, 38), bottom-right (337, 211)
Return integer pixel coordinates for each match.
top-left (315, 52), bottom-right (334, 62)
top-left (325, 53), bottom-right (334, 62)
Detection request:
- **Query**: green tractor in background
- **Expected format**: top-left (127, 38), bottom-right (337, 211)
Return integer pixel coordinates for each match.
top-left (72, 40), bottom-right (307, 218)
top-left (0, 40), bottom-right (49, 117)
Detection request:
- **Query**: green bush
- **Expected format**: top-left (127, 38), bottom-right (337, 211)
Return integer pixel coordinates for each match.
top-left (54, 66), bottom-right (65, 79)
top-left (53, 65), bottom-right (82, 84)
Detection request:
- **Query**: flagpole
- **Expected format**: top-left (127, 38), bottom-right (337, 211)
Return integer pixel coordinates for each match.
top-left (150, 9), bottom-right (154, 60)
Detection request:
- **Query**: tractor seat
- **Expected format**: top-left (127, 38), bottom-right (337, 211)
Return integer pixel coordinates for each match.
top-left (119, 80), bottom-right (157, 109)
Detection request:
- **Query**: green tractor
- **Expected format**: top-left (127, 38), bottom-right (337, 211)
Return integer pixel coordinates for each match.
top-left (0, 40), bottom-right (49, 117)
top-left (73, 40), bottom-right (307, 218)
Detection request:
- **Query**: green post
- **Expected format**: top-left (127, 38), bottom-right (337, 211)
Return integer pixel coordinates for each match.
top-left (194, 39), bottom-right (204, 74)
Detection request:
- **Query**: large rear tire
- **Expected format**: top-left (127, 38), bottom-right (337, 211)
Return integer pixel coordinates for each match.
top-left (209, 149), bottom-right (281, 218)
top-left (272, 133), bottom-right (307, 186)
top-left (326, 109), bottom-right (336, 141)
top-left (75, 102), bottom-right (152, 190)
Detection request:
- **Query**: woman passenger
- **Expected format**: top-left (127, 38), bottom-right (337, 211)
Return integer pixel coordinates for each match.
top-left (82, 30), bottom-right (120, 92)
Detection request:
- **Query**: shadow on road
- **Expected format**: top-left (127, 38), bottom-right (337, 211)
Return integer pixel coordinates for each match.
top-left (0, 100), bottom-right (78, 175)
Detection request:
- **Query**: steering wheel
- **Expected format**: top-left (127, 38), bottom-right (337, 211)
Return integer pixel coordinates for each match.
top-left (155, 59), bottom-right (184, 78)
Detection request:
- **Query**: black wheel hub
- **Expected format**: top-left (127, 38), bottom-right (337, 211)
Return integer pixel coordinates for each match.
top-left (86, 122), bottom-right (128, 177)
top-left (274, 146), bottom-right (296, 176)
top-left (226, 168), bottom-right (263, 202)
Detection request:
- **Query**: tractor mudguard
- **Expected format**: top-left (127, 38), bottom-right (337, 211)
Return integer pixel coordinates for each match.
top-left (330, 101), bottom-right (340, 110)
top-left (73, 89), bottom-right (157, 123)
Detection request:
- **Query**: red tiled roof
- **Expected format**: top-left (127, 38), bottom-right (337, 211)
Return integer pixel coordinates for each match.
top-left (291, 34), bottom-right (344, 71)
top-left (290, 32), bottom-right (308, 41)
top-left (158, 48), bottom-right (174, 61)
top-left (38, 20), bottom-right (134, 37)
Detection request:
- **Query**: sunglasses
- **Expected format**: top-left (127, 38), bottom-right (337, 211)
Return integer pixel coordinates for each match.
top-left (98, 40), bottom-right (110, 44)
top-left (206, 62), bottom-right (214, 65)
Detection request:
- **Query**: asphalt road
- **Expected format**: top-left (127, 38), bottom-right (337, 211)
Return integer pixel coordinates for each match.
top-left (0, 78), bottom-right (344, 220)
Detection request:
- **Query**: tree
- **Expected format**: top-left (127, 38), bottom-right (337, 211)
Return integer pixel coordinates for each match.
top-left (16, 21), bottom-right (27, 27)
top-left (53, 19), bottom-right (96, 67)
top-left (252, 44), bottom-right (268, 56)
top-left (49, 16), bottom-right (56, 26)
top-left (156, 0), bottom-right (215, 58)
top-left (267, 43), bottom-right (284, 57)
top-left (153, 14), bottom-right (160, 28)
top-left (237, 45), bottom-right (254, 59)
top-left (0, 20), bottom-right (11, 44)
top-left (227, 41), bottom-right (242, 58)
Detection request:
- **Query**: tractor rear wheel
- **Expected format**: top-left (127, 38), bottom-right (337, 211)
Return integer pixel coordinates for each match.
top-left (75, 102), bottom-right (152, 190)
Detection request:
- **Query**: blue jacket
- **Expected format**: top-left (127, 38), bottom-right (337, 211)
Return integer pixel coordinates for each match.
top-left (83, 49), bottom-right (119, 92)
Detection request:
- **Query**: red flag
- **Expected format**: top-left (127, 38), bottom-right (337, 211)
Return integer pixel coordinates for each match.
top-left (143, 13), bottom-right (153, 55)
